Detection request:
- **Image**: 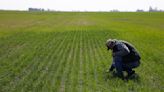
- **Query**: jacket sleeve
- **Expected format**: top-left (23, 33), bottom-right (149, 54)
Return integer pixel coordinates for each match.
top-left (114, 43), bottom-right (130, 57)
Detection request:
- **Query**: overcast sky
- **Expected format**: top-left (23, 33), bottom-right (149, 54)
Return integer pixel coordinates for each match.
top-left (0, 0), bottom-right (164, 11)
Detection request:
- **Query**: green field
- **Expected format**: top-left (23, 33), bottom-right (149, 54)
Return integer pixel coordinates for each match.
top-left (0, 11), bottom-right (164, 92)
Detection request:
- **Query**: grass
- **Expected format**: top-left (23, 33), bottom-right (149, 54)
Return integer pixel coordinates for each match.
top-left (0, 11), bottom-right (164, 92)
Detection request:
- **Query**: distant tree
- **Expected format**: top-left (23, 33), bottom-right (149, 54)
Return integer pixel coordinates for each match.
top-left (110, 9), bottom-right (120, 12)
top-left (136, 9), bottom-right (144, 12)
top-left (28, 8), bottom-right (45, 12)
top-left (149, 6), bottom-right (153, 12)
top-left (149, 6), bottom-right (163, 12)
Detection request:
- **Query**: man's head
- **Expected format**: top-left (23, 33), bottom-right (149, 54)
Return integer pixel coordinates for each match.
top-left (106, 39), bottom-right (116, 50)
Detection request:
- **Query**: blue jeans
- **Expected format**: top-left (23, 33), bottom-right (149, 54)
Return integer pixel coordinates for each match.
top-left (112, 56), bottom-right (140, 76)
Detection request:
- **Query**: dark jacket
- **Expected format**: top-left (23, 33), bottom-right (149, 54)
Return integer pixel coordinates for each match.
top-left (112, 41), bottom-right (141, 63)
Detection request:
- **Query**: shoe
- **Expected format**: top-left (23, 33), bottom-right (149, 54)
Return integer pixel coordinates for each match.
top-left (126, 70), bottom-right (135, 78)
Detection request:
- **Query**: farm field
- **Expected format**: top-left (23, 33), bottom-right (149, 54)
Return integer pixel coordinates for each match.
top-left (0, 11), bottom-right (164, 92)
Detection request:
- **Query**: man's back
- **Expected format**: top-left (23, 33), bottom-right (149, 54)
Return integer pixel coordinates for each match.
top-left (113, 40), bottom-right (141, 63)
top-left (121, 41), bottom-right (141, 63)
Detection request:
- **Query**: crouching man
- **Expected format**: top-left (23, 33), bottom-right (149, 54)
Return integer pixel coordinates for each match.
top-left (106, 39), bottom-right (141, 79)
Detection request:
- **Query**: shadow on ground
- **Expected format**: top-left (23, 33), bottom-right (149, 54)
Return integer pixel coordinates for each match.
top-left (104, 71), bottom-right (141, 83)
